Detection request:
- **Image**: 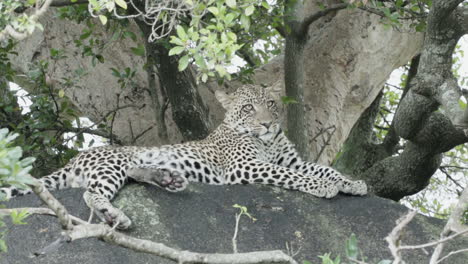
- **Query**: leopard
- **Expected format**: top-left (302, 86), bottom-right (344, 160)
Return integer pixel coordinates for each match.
top-left (1, 84), bottom-right (367, 229)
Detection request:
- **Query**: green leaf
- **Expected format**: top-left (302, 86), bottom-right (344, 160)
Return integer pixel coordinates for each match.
top-left (176, 25), bottom-right (187, 40)
top-left (115, 0), bottom-right (127, 9)
top-left (169, 46), bottom-right (185, 56)
top-left (0, 239), bottom-right (7, 252)
top-left (240, 14), bottom-right (250, 30)
top-left (281, 96), bottom-right (298, 105)
top-left (11, 209), bottom-right (30, 225)
top-left (58, 89), bottom-right (65, 98)
top-left (178, 55), bottom-right (190, 71)
top-left (226, 0), bottom-right (236, 8)
top-left (130, 44), bottom-right (145, 57)
top-left (123, 31), bottom-right (137, 41)
top-left (79, 30), bottom-right (92, 40)
top-left (377, 260), bottom-right (392, 264)
top-left (170, 36), bottom-right (185, 46)
top-left (95, 54), bottom-right (105, 63)
top-left (201, 73), bottom-right (208, 82)
top-left (208, 7), bottom-right (219, 16)
top-left (98, 15), bottom-right (108, 25)
top-left (345, 233), bottom-right (359, 259)
top-left (245, 5), bottom-right (255, 16)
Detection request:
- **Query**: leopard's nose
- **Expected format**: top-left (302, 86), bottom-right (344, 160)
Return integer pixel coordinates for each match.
top-left (261, 122), bottom-right (272, 129)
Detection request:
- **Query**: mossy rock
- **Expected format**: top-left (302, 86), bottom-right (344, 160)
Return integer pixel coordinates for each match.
top-left (2, 183), bottom-right (467, 264)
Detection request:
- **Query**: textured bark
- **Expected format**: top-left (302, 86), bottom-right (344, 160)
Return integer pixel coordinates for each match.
top-left (333, 92), bottom-right (390, 176)
top-left (135, 20), bottom-right (212, 142)
top-left (283, 0), bottom-right (309, 160)
top-left (357, 0), bottom-right (468, 200)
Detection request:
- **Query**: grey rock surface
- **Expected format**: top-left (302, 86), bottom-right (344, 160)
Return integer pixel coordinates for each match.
top-left (2, 183), bottom-right (467, 264)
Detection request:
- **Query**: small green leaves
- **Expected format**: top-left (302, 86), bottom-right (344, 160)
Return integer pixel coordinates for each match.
top-left (58, 89), bottom-right (65, 98)
top-left (233, 204), bottom-right (257, 221)
top-left (98, 15), bottom-right (108, 25)
top-left (245, 5), bottom-right (255, 16)
top-left (208, 6), bottom-right (219, 16)
top-left (281, 96), bottom-right (298, 105)
top-left (169, 46), bottom-right (185, 56)
top-left (176, 25), bottom-right (188, 40)
top-left (10, 210), bottom-right (30, 225)
top-left (0, 240), bottom-right (6, 253)
top-left (130, 44), bottom-right (145, 57)
top-left (377, 260), bottom-right (392, 264)
top-left (115, 0), bottom-right (127, 10)
top-left (226, 0), bottom-right (236, 8)
top-left (345, 233), bottom-right (359, 260)
top-left (178, 55), bottom-right (190, 71)
top-left (318, 253), bottom-right (341, 264)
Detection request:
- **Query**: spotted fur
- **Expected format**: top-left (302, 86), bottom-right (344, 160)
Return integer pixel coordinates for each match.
top-left (1, 84), bottom-right (367, 229)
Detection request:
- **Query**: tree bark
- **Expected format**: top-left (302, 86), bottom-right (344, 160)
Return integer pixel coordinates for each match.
top-left (283, 0), bottom-right (309, 160)
top-left (134, 20), bottom-right (212, 142)
top-left (357, 0), bottom-right (468, 200)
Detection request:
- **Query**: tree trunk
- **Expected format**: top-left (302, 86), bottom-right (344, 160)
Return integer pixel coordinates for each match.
top-left (284, 0), bottom-right (309, 160)
top-left (7, 6), bottom-right (427, 199)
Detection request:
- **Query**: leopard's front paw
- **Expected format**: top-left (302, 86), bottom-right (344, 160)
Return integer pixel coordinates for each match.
top-left (338, 180), bottom-right (367, 196)
top-left (304, 181), bottom-right (339, 199)
top-left (97, 207), bottom-right (132, 230)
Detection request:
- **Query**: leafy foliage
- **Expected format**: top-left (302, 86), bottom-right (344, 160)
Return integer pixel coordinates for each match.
top-left (0, 128), bottom-right (36, 253)
top-left (0, 0), bottom-right (43, 37)
top-left (0, 41), bottom-right (81, 176)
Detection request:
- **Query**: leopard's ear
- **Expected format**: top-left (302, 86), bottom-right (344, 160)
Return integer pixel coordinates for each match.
top-left (215, 90), bottom-right (235, 110)
top-left (266, 81), bottom-right (283, 101)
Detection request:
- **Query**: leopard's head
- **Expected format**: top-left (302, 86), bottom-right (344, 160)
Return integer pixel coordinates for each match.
top-left (215, 84), bottom-right (283, 139)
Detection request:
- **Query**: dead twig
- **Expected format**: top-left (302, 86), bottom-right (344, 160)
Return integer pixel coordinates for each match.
top-left (21, 182), bottom-right (296, 264)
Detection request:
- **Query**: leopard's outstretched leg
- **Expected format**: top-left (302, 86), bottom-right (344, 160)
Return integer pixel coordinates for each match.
top-left (84, 168), bottom-right (131, 229)
top-left (126, 167), bottom-right (188, 192)
top-left (225, 160), bottom-right (339, 199)
top-left (266, 132), bottom-right (367, 196)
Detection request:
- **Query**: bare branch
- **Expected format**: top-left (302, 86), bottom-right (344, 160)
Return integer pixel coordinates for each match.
top-left (436, 248), bottom-right (468, 264)
top-left (0, 207), bottom-right (86, 225)
top-left (30, 183), bottom-right (73, 230)
top-left (385, 210), bottom-right (418, 263)
top-left (232, 213), bottom-right (241, 253)
top-left (399, 229), bottom-right (468, 250)
top-left (67, 223), bottom-right (298, 264)
top-left (24, 182), bottom-right (297, 264)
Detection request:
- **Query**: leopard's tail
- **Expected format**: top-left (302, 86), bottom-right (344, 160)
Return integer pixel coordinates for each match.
top-left (0, 166), bottom-right (76, 200)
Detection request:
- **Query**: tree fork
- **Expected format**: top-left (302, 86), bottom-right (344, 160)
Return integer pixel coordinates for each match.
top-left (358, 0), bottom-right (468, 200)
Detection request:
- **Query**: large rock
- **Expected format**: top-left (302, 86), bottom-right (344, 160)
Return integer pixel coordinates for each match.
top-left (2, 184), bottom-right (467, 264)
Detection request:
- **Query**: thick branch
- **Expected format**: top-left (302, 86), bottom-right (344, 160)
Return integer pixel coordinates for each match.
top-left (457, 5), bottom-right (468, 33)
top-left (297, 3), bottom-right (348, 37)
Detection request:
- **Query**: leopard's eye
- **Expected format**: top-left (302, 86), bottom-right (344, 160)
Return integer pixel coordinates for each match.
top-left (267, 100), bottom-right (276, 107)
top-left (242, 104), bottom-right (254, 112)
